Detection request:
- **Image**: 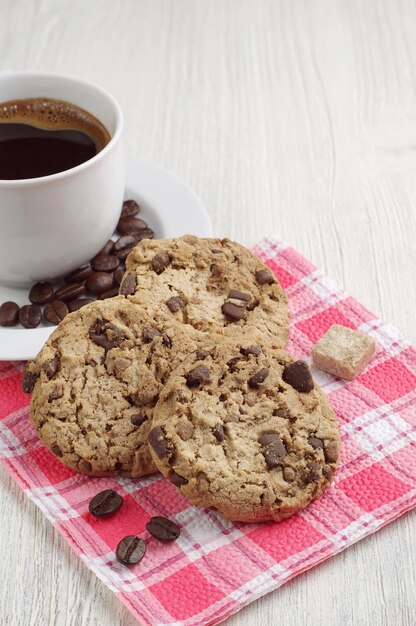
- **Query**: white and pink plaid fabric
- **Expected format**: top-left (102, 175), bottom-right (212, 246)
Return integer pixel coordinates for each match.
top-left (1, 235), bottom-right (416, 626)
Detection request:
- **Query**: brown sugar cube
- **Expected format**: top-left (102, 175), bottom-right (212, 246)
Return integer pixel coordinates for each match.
top-left (312, 324), bottom-right (376, 381)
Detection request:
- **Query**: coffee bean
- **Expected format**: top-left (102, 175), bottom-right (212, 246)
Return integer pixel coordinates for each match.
top-left (148, 426), bottom-right (172, 459)
top-left (29, 282), bottom-right (54, 305)
top-left (22, 365), bottom-right (38, 393)
top-left (89, 489), bottom-right (123, 517)
top-left (67, 298), bottom-right (94, 312)
top-left (64, 265), bottom-right (93, 284)
top-left (120, 273), bottom-right (137, 296)
top-left (19, 304), bottom-right (42, 328)
top-left (0, 301), bottom-right (19, 327)
top-left (134, 228), bottom-right (154, 241)
top-left (86, 271), bottom-right (113, 294)
top-left (186, 365), bottom-right (211, 387)
top-left (222, 301), bottom-right (246, 321)
top-left (42, 356), bottom-right (59, 379)
top-left (116, 535), bottom-right (146, 566)
top-left (166, 296), bottom-right (185, 313)
top-left (282, 361), bottom-right (314, 393)
top-left (131, 414), bottom-right (147, 427)
top-left (324, 440), bottom-right (338, 463)
top-left (248, 368), bottom-right (269, 388)
top-left (121, 199), bottom-right (141, 218)
top-left (305, 462), bottom-right (321, 484)
top-left (146, 516), bottom-right (180, 543)
top-left (113, 235), bottom-right (137, 250)
top-left (113, 234), bottom-right (139, 255)
top-left (228, 289), bottom-right (250, 302)
top-left (255, 269), bottom-right (275, 285)
top-left (117, 216), bottom-right (148, 235)
top-left (240, 345), bottom-right (261, 356)
top-left (89, 320), bottom-right (125, 350)
top-left (44, 300), bottom-right (69, 324)
top-left (308, 436), bottom-right (324, 449)
top-left (114, 245), bottom-right (135, 261)
top-left (142, 327), bottom-right (162, 343)
top-left (91, 254), bottom-right (119, 272)
top-left (259, 433), bottom-right (287, 469)
top-left (98, 287), bottom-right (119, 300)
top-left (55, 283), bottom-right (86, 302)
top-left (97, 239), bottom-right (114, 256)
top-left (151, 252), bottom-right (171, 274)
top-left (213, 424), bottom-right (225, 442)
top-left (113, 267), bottom-right (126, 286)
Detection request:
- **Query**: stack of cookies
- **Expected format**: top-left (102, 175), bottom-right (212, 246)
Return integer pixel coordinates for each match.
top-left (23, 235), bottom-right (340, 523)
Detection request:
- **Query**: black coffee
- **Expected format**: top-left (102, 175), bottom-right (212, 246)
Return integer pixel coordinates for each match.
top-left (0, 98), bottom-right (111, 180)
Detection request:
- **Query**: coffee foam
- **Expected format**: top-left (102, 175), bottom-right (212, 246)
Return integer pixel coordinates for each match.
top-left (0, 98), bottom-right (111, 150)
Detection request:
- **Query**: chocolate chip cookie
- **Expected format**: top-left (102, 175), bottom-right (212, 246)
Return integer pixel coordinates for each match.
top-left (148, 342), bottom-right (340, 522)
top-left (24, 297), bottom-right (198, 477)
top-left (122, 235), bottom-right (289, 347)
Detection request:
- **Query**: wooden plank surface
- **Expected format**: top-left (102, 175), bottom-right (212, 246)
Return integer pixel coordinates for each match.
top-left (1, 0), bottom-right (416, 624)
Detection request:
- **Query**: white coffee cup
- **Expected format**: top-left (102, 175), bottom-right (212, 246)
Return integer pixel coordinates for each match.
top-left (0, 70), bottom-right (124, 286)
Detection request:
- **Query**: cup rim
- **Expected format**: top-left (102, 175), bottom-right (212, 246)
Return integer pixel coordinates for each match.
top-left (0, 70), bottom-right (123, 188)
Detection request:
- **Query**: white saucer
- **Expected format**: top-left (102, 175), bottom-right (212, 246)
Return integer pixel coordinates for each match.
top-left (0, 153), bottom-right (212, 361)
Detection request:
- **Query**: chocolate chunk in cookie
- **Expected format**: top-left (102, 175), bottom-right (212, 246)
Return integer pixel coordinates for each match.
top-left (240, 345), bottom-right (261, 356)
top-left (148, 426), bottom-right (173, 459)
top-left (170, 472), bottom-right (188, 486)
top-left (324, 440), bottom-right (339, 463)
top-left (151, 252), bottom-right (171, 274)
top-left (259, 433), bottom-right (286, 468)
top-left (119, 273), bottom-right (137, 296)
top-left (186, 365), bottom-right (211, 387)
top-left (131, 414), bottom-right (147, 427)
top-left (248, 368), bottom-right (269, 388)
top-left (142, 327), bottom-right (162, 343)
top-left (42, 356), bottom-right (59, 380)
top-left (166, 296), bottom-right (185, 313)
top-left (22, 365), bottom-right (39, 393)
top-left (308, 435), bottom-right (324, 449)
top-left (282, 361), bottom-right (314, 393)
top-left (221, 301), bottom-right (246, 321)
top-left (213, 424), bottom-right (225, 442)
top-left (89, 320), bottom-right (125, 350)
top-left (255, 269), bottom-right (275, 285)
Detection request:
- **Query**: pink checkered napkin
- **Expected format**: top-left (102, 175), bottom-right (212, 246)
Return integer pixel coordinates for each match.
top-left (1, 235), bottom-right (416, 626)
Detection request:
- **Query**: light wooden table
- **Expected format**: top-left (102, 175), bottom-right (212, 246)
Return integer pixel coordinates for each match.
top-left (1, 1), bottom-right (416, 624)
